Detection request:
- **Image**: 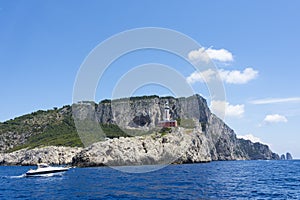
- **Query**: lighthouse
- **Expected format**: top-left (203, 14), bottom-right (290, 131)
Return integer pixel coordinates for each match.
top-left (158, 100), bottom-right (177, 127)
top-left (163, 101), bottom-right (170, 121)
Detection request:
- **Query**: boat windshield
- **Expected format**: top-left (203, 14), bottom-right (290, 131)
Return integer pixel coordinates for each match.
top-left (37, 163), bottom-right (49, 168)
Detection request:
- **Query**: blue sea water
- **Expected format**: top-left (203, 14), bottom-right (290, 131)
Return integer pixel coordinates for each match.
top-left (0, 160), bottom-right (299, 199)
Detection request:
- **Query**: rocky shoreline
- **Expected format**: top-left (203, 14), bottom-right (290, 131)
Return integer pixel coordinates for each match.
top-left (0, 127), bottom-right (279, 167)
top-left (0, 146), bottom-right (82, 166)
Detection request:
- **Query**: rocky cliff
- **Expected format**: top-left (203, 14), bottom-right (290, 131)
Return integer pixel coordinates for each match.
top-left (76, 94), bottom-right (278, 161)
top-left (0, 146), bottom-right (82, 166)
top-left (0, 94), bottom-right (279, 166)
top-left (72, 127), bottom-right (211, 167)
top-left (0, 126), bottom-right (278, 166)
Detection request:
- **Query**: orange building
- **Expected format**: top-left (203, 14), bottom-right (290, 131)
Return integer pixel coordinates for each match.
top-left (158, 120), bottom-right (177, 127)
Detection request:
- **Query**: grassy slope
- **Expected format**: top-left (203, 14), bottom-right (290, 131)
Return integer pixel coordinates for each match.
top-left (8, 115), bottom-right (83, 152)
top-left (1, 106), bottom-right (131, 152)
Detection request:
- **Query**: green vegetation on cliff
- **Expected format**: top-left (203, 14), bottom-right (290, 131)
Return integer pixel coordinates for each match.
top-left (8, 115), bottom-right (82, 152)
top-left (0, 105), bottom-right (132, 153)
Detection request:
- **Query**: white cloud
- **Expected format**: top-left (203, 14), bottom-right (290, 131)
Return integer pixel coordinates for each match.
top-left (205, 48), bottom-right (234, 62)
top-left (186, 69), bottom-right (217, 84)
top-left (219, 68), bottom-right (258, 84)
top-left (186, 67), bottom-right (258, 84)
top-left (188, 47), bottom-right (210, 63)
top-left (210, 100), bottom-right (245, 118)
top-left (263, 114), bottom-right (288, 123)
top-left (250, 97), bottom-right (300, 105)
top-left (237, 134), bottom-right (267, 144)
top-left (188, 47), bottom-right (233, 63)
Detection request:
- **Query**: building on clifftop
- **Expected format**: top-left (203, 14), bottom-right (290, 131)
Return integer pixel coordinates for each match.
top-left (158, 101), bottom-right (177, 127)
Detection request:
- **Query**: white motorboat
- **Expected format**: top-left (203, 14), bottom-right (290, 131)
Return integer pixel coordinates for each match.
top-left (25, 163), bottom-right (70, 177)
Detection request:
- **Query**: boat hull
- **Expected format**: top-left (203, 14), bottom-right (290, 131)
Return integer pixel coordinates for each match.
top-left (25, 168), bottom-right (69, 177)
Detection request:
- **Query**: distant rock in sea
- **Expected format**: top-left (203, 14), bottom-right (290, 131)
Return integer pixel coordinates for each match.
top-left (286, 152), bottom-right (293, 160)
top-left (280, 154), bottom-right (286, 160)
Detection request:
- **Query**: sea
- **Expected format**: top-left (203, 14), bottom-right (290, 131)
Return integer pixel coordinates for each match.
top-left (0, 160), bottom-right (299, 199)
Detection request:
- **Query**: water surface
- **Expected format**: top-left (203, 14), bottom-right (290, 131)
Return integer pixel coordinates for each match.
top-left (0, 160), bottom-right (299, 199)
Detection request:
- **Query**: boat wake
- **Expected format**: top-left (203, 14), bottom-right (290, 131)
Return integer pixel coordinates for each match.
top-left (6, 174), bottom-right (26, 179)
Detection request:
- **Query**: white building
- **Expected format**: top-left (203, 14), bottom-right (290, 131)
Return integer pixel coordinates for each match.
top-left (158, 101), bottom-right (177, 127)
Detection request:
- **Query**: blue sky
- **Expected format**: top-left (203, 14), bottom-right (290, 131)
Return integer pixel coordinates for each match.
top-left (1, 1), bottom-right (300, 158)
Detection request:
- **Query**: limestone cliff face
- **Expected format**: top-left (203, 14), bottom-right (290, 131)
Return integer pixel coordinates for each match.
top-left (70, 94), bottom-right (278, 166)
top-left (93, 95), bottom-right (210, 130)
top-left (72, 128), bottom-right (211, 167)
top-left (92, 95), bottom-right (278, 161)
top-left (204, 114), bottom-right (279, 161)
top-left (207, 114), bottom-right (242, 161)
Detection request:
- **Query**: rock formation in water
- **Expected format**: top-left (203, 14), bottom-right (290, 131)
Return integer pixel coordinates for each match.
top-left (280, 154), bottom-right (286, 160)
top-left (286, 152), bottom-right (293, 160)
